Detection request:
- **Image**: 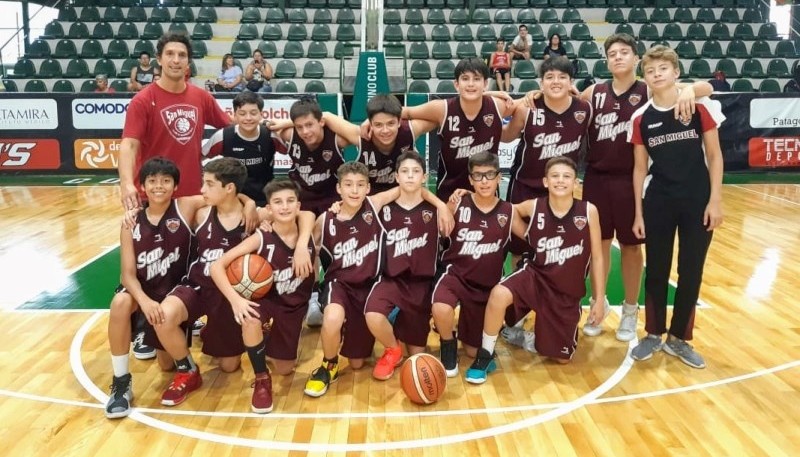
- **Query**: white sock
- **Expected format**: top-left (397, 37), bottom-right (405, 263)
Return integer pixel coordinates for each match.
top-left (481, 332), bottom-right (498, 355)
top-left (111, 354), bottom-right (129, 378)
top-left (622, 302), bottom-right (638, 313)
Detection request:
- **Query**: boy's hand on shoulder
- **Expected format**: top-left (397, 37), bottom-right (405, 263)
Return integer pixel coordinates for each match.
top-left (675, 85), bottom-right (696, 121)
top-left (438, 209), bottom-right (455, 237)
top-left (242, 202), bottom-right (259, 234)
top-left (328, 200), bottom-right (342, 214)
top-left (292, 245), bottom-right (313, 279)
top-left (448, 188), bottom-right (469, 206)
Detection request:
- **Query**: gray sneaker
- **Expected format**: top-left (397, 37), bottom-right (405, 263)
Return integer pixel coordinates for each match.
top-left (615, 303), bottom-right (639, 342)
top-left (500, 326), bottom-right (536, 353)
top-left (664, 337), bottom-right (706, 369)
top-left (305, 292), bottom-right (323, 328)
top-left (105, 373), bottom-right (133, 419)
top-left (582, 296), bottom-right (610, 337)
top-left (631, 334), bottom-right (663, 361)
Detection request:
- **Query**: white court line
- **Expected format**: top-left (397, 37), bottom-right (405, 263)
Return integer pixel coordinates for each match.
top-left (70, 312), bottom-right (635, 452)
top-left (730, 184), bottom-right (800, 207)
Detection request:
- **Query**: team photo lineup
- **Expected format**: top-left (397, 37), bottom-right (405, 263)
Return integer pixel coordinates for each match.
top-left (105, 31), bottom-right (725, 419)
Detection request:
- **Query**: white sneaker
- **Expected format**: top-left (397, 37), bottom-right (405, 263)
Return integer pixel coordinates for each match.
top-left (305, 292), bottom-right (323, 327)
top-left (500, 326), bottom-right (536, 353)
top-left (582, 296), bottom-right (610, 337)
top-left (615, 302), bottom-right (639, 342)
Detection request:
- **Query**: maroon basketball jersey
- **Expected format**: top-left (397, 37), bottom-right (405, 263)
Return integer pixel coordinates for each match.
top-left (186, 208), bottom-right (246, 289)
top-left (586, 80), bottom-right (648, 174)
top-left (437, 96), bottom-right (502, 199)
top-left (286, 126), bottom-right (344, 194)
top-left (440, 194), bottom-right (513, 289)
top-left (359, 120), bottom-right (416, 194)
top-left (524, 197), bottom-right (592, 299)
top-left (319, 199), bottom-right (383, 285)
top-left (256, 229), bottom-right (316, 307)
top-left (509, 97), bottom-right (590, 196)
top-left (381, 200), bottom-right (439, 279)
top-left (131, 200), bottom-right (194, 300)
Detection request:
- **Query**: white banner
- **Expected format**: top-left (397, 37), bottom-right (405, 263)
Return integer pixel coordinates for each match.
top-left (0, 99), bottom-right (59, 130)
top-left (72, 98), bottom-right (131, 129)
top-left (749, 98), bottom-right (800, 129)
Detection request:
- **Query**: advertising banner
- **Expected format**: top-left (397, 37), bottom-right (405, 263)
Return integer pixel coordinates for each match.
top-left (0, 99), bottom-right (59, 130)
top-left (0, 139), bottom-right (61, 170)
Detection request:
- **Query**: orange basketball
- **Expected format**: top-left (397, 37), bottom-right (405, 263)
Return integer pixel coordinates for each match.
top-left (225, 253), bottom-right (274, 300)
top-left (399, 353), bottom-right (447, 405)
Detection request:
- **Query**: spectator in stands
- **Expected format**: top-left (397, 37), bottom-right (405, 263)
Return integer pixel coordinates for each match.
top-left (94, 74), bottom-right (116, 93)
top-left (127, 51), bottom-right (159, 92)
top-left (214, 53), bottom-right (245, 92)
top-left (543, 33), bottom-right (567, 61)
top-left (244, 49), bottom-right (273, 94)
top-left (509, 25), bottom-right (533, 61)
top-left (489, 39), bottom-right (512, 92)
top-left (784, 65), bottom-right (800, 93)
top-left (709, 71), bottom-right (731, 92)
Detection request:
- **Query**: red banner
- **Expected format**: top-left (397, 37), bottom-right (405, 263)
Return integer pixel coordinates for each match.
top-left (748, 137), bottom-right (800, 167)
top-left (0, 139), bottom-right (61, 170)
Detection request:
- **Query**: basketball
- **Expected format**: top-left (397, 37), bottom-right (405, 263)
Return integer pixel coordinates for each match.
top-left (399, 353), bottom-right (447, 405)
top-left (225, 253), bottom-right (274, 300)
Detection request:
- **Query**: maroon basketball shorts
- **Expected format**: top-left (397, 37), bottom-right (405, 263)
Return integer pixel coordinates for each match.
top-left (432, 272), bottom-right (492, 349)
top-left (507, 178), bottom-right (549, 255)
top-left (582, 172), bottom-right (643, 246)
top-left (320, 279), bottom-right (376, 359)
top-left (259, 298), bottom-right (308, 361)
top-left (365, 275), bottom-right (433, 348)
top-left (169, 282), bottom-right (243, 358)
top-left (500, 265), bottom-right (582, 360)
top-left (298, 188), bottom-right (340, 216)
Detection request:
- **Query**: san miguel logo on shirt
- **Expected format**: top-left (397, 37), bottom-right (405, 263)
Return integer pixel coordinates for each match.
top-left (362, 211), bottom-right (374, 225)
top-left (422, 210), bottom-right (433, 223)
top-left (497, 213), bottom-right (509, 228)
top-left (160, 104), bottom-right (199, 145)
top-left (166, 218), bottom-right (180, 233)
top-left (573, 216), bottom-right (587, 231)
top-left (483, 114), bottom-right (495, 127)
top-left (574, 111), bottom-right (587, 124)
top-left (322, 149), bottom-right (333, 162)
top-left (629, 94), bottom-right (643, 106)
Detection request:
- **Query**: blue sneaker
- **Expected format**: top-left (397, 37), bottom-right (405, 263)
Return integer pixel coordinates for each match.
top-left (387, 306), bottom-right (400, 326)
top-left (465, 348), bottom-right (497, 384)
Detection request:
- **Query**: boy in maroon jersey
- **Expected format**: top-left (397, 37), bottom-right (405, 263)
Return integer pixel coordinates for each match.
top-left (154, 158), bottom-right (253, 406)
top-left (106, 157), bottom-right (207, 419)
top-left (304, 162), bottom-right (452, 397)
top-left (432, 152), bottom-right (514, 378)
top-left (629, 46), bottom-right (724, 369)
top-left (399, 57), bottom-right (516, 200)
top-left (465, 157), bottom-right (606, 384)
top-left (210, 178), bottom-right (317, 413)
top-left (366, 151), bottom-right (441, 380)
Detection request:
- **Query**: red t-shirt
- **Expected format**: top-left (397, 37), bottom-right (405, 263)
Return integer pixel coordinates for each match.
top-left (490, 52), bottom-right (511, 70)
top-left (122, 82), bottom-right (230, 197)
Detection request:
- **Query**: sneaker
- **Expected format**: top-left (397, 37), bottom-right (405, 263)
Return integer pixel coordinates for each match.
top-left (500, 326), bottom-right (537, 353)
top-left (465, 348), bottom-right (497, 385)
top-left (630, 334), bottom-right (663, 361)
top-left (132, 331), bottom-right (156, 360)
top-left (305, 292), bottom-right (323, 328)
top-left (373, 346), bottom-right (403, 380)
top-left (439, 338), bottom-right (459, 378)
top-left (160, 370), bottom-right (202, 406)
top-left (615, 303), bottom-right (639, 342)
top-left (582, 296), bottom-right (611, 337)
top-left (191, 318), bottom-right (205, 337)
top-left (251, 372), bottom-right (274, 413)
top-left (304, 361), bottom-right (339, 397)
top-left (105, 374), bottom-right (133, 419)
top-left (663, 336), bottom-right (706, 369)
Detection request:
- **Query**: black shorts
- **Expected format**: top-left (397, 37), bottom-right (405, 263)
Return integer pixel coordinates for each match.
top-left (493, 68), bottom-right (510, 77)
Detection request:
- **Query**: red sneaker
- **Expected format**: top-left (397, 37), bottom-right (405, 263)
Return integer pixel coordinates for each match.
top-left (161, 370), bottom-right (202, 406)
top-left (372, 346), bottom-right (403, 381)
top-left (251, 372), bottom-right (273, 413)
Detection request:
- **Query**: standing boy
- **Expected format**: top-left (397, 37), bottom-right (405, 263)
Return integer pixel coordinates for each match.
top-left (629, 45), bottom-right (724, 369)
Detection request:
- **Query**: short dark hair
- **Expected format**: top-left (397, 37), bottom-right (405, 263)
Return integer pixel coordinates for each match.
top-left (139, 51), bottom-right (150, 59)
top-left (203, 157), bottom-right (247, 193)
top-left (540, 56), bottom-right (574, 79)
top-left (289, 98), bottom-right (323, 122)
top-left (519, 24), bottom-right (528, 31)
top-left (139, 157), bottom-right (180, 186)
top-left (454, 57), bottom-right (490, 80)
top-left (336, 161), bottom-right (370, 180)
top-left (252, 49), bottom-right (263, 57)
top-left (263, 177), bottom-right (300, 203)
top-left (396, 150), bottom-right (426, 173)
top-left (604, 33), bottom-right (638, 54)
top-left (468, 152), bottom-right (499, 172)
top-left (233, 90), bottom-right (264, 111)
top-left (156, 32), bottom-right (192, 63)
top-left (544, 156), bottom-right (577, 174)
top-left (366, 94), bottom-right (402, 120)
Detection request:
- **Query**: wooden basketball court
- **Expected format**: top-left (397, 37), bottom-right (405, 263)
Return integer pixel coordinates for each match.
top-left (1, 181), bottom-right (798, 456)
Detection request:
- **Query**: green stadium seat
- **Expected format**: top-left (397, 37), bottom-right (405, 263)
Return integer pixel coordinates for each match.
top-left (710, 23), bottom-right (731, 41)
top-left (106, 39), bottom-right (130, 59)
top-left (627, 7), bottom-right (647, 24)
top-left (673, 7), bottom-right (694, 24)
top-left (313, 8), bottom-right (333, 24)
top-left (416, 9), bottom-right (436, 25)
top-left (384, 9), bottom-right (401, 25)
top-left (448, 8), bottom-right (467, 25)
top-left (336, 8), bottom-right (355, 24)
top-left (126, 6), bottom-right (147, 22)
top-left (131, 40), bottom-right (156, 59)
top-left (689, 59), bottom-right (712, 79)
top-left (302, 60), bottom-right (325, 79)
top-left (37, 59), bottom-right (63, 78)
top-left (288, 0), bottom-right (307, 7)
top-left (539, 8), bottom-right (558, 24)
top-left (734, 24), bottom-right (755, 41)
top-left (141, 22), bottom-right (164, 40)
top-left (718, 8), bottom-right (739, 24)
top-left (10, 58), bottom-right (35, 78)
top-left (119, 57), bottom-right (138, 78)
top-left (514, 60), bottom-right (537, 79)
top-left (575, 61), bottom-right (591, 80)
top-left (696, 8), bottom-right (718, 24)
top-left (116, 22), bottom-right (139, 39)
top-left (431, 41), bottom-right (452, 59)
top-left (404, 25), bottom-right (425, 42)
top-left (92, 22), bottom-right (114, 40)
top-left (173, 6), bottom-right (195, 22)
top-left (282, 41), bottom-right (304, 59)
top-left (257, 41), bottom-right (278, 59)
top-left (605, 8), bottom-right (624, 24)
top-left (517, 9), bottom-right (535, 26)
top-left (675, 40), bottom-right (699, 59)
top-left (337, 24), bottom-right (356, 41)
top-left (500, 24), bottom-right (519, 41)
top-left (410, 60), bottom-right (431, 79)
top-left (607, 0), bottom-right (626, 5)
top-left (546, 24), bottom-right (567, 41)
top-left (490, 0), bottom-right (509, 6)
top-left (436, 80), bottom-right (457, 93)
top-left (431, 24), bottom-right (450, 41)
top-left (305, 80), bottom-right (327, 93)
top-left (80, 79), bottom-right (98, 92)
top-left (275, 60), bottom-right (297, 78)
top-left (510, 0), bottom-right (529, 6)
top-left (775, 40), bottom-right (797, 58)
top-left (64, 58), bottom-right (90, 78)
top-left (758, 23), bottom-right (779, 40)
top-left (527, 24), bottom-right (545, 41)
top-left (456, 42), bottom-right (477, 58)
top-left (288, 9), bottom-right (308, 23)
top-left (615, 23), bottom-right (634, 37)
top-left (587, 0), bottom-right (607, 6)
top-left (68, 22), bottom-right (90, 39)
top-left (758, 79), bottom-right (780, 93)
top-left (288, 24), bottom-right (308, 41)
top-left (409, 42), bottom-right (429, 59)
top-left (730, 79), bottom-right (753, 92)
top-left (191, 23), bottom-right (213, 40)
top-left (436, 60), bottom-right (455, 79)
top-left (471, 9), bottom-right (491, 24)
top-left (260, 24), bottom-right (281, 41)
top-left (529, 0), bottom-right (548, 6)
top-left (196, 6), bottom-right (218, 23)
top-left (495, 9), bottom-right (514, 24)
top-left (518, 79), bottom-right (539, 93)
top-left (81, 39), bottom-right (104, 59)
top-left (329, 0), bottom-right (348, 8)
top-left (408, 80), bottom-right (430, 93)
top-left (52, 79), bottom-right (75, 93)
top-left (592, 60), bottom-right (612, 79)
top-left (531, 41), bottom-right (545, 59)
top-left (162, 0), bottom-right (182, 5)
top-left (236, 24), bottom-right (258, 40)
top-left (150, 6), bottom-right (171, 23)
top-left (570, 23), bottom-right (592, 41)
top-left (308, 0), bottom-right (327, 7)
top-left (26, 39), bottom-right (51, 58)
top-left (275, 80), bottom-right (298, 93)
top-left (453, 25), bottom-right (473, 41)
top-left (111, 79), bottom-right (129, 92)
top-left (686, 24), bottom-right (707, 41)
top-left (638, 24), bottom-right (659, 41)
top-left (168, 22), bottom-right (188, 35)
top-left (311, 24), bottom-right (332, 41)
top-left (447, 0), bottom-right (465, 6)
top-left (578, 41), bottom-right (602, 59)
top-left (476, 24), bottom-right (496, 42)
top-left (750, 40), bottom-right (772, 58)
top-left (93, 58), bottom-right (117, 78)
top-left (307, 41), bottom-right (329, 58)
top-left (726, 40), bottom-right (749, 59)
top-left (58, 6), bottom-right (78, 22)
top-left (24, 79), bottom-right (48, 92)
top-left (240, 7), bottom-right (261, 23)
top-left (650, 7), bottom-right (671, 23)
top-left (384, 43), bottom-right (405, 58)
top-left (41, 20), bottom-right (64, 39)
top-left (742, 8), bottom-right (762, 23)
top-left (701, 40), bottom-right (723, 59)
top-left (334, 42), bottom-right (355, 59)
top-left (562, 7), bottom-right (582, 24)
top-left (715, 58), bottom-right (739, 78)
top-left (407, 0), bottom-right (426, 7)
top-left (191, 40), bottom-right (207, 59)
top-left (767, 59), bottom-right (790, 78)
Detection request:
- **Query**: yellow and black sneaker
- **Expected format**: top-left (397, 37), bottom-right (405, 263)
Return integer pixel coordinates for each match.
top-left (304, 361), bottom-right (339, 397)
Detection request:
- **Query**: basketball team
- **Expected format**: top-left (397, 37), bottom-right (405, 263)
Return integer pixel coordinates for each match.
top-left (105, 32), bottom-right (725, 418)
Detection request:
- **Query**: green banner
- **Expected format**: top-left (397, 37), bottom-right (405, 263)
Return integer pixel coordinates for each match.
top-left (350, 51), bottom-right (390, 123)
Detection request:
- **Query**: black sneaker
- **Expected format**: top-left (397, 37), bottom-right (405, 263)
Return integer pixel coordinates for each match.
top-left (465, 348), bottom-right (497, 385)
top-left (191, 318), bottom-right (205, 337)
top-left (132, 331), bottom-right (156, 360)
top-left (105, 373), bottom-right (133, 419)
top-left (439, 338), bottom-right (458, 378)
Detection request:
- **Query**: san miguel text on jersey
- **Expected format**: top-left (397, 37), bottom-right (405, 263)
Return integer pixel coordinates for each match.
top-left (188, 208), bottom-right (246, 289)
top-left (587, 80), bottom-right (648, 174)
top-left (381, 201), bottom-right (439, 279)
top-left (319, 199), bottom-right (383, 284)
top-left (359, 120), bottom-right (416, 194)
top-left (287, 127), bottom-right (344, 193)
top-left (257, 229), bottom-right (315, 306)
